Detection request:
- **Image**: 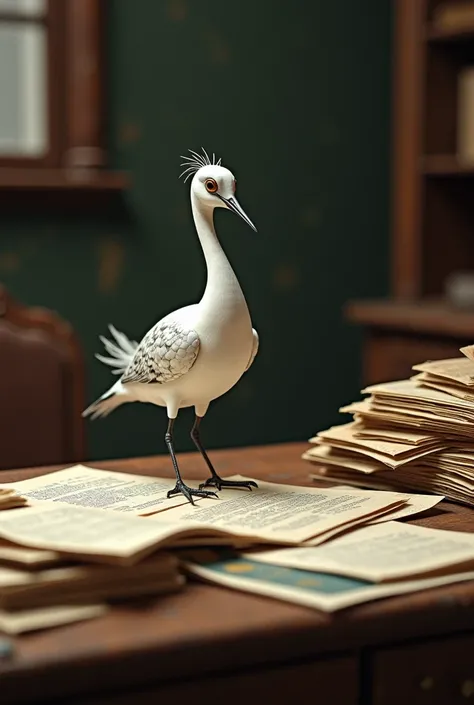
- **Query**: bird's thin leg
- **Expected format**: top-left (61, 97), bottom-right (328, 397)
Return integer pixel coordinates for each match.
top-left (192, 415), bottom-right (258, 492)
top-left (165, 418), bottom-right (218, 505)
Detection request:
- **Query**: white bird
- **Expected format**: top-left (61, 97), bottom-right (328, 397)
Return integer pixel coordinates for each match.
top-left (83, 148), bottom-right (259, 504)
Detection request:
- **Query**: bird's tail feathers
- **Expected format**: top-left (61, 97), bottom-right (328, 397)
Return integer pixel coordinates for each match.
top-left (82, 382), bottom-right (129, 420)
top-left (95, 324), bottom-right (138, 375)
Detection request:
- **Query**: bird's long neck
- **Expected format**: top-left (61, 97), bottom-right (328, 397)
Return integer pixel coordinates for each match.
top-left (192, 192), bottom-right (246, 312)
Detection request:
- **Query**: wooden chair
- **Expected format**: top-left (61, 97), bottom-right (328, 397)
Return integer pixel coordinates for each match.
top-left (0, 286), bottom-right (86, 469)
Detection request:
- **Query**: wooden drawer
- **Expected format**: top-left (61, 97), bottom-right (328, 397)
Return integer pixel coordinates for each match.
top-left (77, 656), bottom-right (358, 705)
top-left (364, 333), bottom-right (463, 385)
top-left (372, 634), bottom-right (474, 705)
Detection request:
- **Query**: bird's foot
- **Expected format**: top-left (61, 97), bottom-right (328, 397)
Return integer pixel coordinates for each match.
top-left (167, 480), bottom-right (218, 506)
top-left (198, 476), bottom-right (258, 492)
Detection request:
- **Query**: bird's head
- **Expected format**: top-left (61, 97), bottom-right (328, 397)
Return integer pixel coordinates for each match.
top-left (180, 148), bottom-right (257, 232)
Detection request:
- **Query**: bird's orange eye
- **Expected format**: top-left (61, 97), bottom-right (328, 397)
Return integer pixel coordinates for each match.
top-left (205, 178), bottom-right (218, 193)
top-left (232, 180), bottom-right (236, 193)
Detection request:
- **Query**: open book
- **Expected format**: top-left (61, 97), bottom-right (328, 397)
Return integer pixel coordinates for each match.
top-left (0, 477), bottom-right (416, 566)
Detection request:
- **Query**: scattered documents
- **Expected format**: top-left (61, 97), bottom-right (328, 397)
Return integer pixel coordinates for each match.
top-left (245, 521), bottom-right (474, 582)
top-left (304, 346), bottom-right (474, 506)
top-left (183, 550), bottom-right (474, 613)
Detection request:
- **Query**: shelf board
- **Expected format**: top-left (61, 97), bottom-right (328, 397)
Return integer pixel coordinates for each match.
top-left (345, 299), bottom-right (474, 339)
top-left (426, 25), bottom-right (474, 42)
top-left (422, 155), bottom-right (474, 176)
top-left (0, 168), bottom-right (129, 192)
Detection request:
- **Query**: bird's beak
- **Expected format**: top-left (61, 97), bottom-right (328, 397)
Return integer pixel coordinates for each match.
top-left (219, 196), bottom-right (257, 232)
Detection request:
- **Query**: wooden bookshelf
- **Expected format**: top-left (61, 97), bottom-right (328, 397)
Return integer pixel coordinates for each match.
top-left (347, 0), bottom-right (474, 385)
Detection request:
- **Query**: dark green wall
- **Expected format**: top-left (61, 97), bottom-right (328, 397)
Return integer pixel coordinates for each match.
top-left (0, 0), bottom-right (391, 462)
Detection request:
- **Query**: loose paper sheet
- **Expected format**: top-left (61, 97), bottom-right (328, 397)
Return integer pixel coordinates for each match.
top-left (304, 445), bottom-right (383, 474)
top-left (184, 553), bottom-right (474, 612)
top-left (0, 603), bottom-right (108, 634)
top-left (413, 357), bottom-right (474, 386)
top-left (352, 426), bottom-right (437, 445)
top-left (0, 504), bottom-right (191, 564)
top-left (313, 423), bottom-right (442, 459)
top-left (0, 541), bottom-right (61, 568)
top-left (304, 483), bottom-right (443, 526)
top-left (4, 465), bottom-right (187, 516)
top-left (150, 476), bottom-right (407, 544)
top-left (245, 521), bottom-right (474, 582)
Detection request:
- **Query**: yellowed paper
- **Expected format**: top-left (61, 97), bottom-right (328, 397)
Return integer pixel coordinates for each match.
top-left (0, 480), bottom-right (405, 562)
top-left (352, 426), bottom-right (437, 445)
top-left (246, 521), bottom-right (474, 582)
top-left (4, 465), bottom-right (188, 516)
top-left (303, 445), bottom-right (383, 473)
top-left (150, 476), bottom-right (407, 544)
top-left (0, 542), bottom-right (61, 568)
top-left (413, 357), bottom-right (474, 386)
top-left (0, 603), bottom-right (108, 634)
top-left (460, 344), bottom-right (474, 362)
top-left (363, 379), bottom-right (474, 414)
top-left (0, 504), bottom-right (193, 564)
top-left (184, 557), bottom-right (474, 613)
top-left (312, 423), bottom-right (440, 458)
top-left (306, 482), bottom-right (443, 523)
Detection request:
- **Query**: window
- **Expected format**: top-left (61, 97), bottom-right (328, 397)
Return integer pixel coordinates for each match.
top-left (0, 0), bottom-right (126, 191)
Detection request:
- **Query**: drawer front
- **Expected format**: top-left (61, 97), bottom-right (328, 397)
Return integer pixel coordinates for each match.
top-left (372, 634), bottom-right (474, 705)
top-left (364, 334), bottom-right (462, 385)
top-left (79, 656), bottom-right (358, 705)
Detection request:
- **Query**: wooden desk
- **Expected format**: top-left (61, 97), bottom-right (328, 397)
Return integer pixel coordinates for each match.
top-left (1, 442), bottom-right (474, 705)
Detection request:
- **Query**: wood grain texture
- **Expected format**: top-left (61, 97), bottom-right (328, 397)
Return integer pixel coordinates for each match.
top-left (392, 0), bottom-right (426, 298)
top-left (1, 443), bottom-right (474, 704)
top-left (345, 298), bottom-right (474, 338)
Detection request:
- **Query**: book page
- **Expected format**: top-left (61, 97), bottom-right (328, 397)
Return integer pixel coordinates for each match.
top-left (0, 603), bottom-right (107, 635)
top-left (0, 503), bottom-right (194, 564)
top-left (4, 465), bottom-right (187, 516)
top-left (151, 477), bottom-right (407, 544)
top-left (246, 521), bottom-right (474, 582)
top-left (184, 553), bottom-right (474, 613)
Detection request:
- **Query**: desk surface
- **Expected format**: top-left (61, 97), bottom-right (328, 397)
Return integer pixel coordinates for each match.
top-left (1, 442), bottom-right (474, 705)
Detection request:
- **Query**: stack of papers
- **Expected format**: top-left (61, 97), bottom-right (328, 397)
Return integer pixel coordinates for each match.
top-left (303, 348), bottom-right (474, 506)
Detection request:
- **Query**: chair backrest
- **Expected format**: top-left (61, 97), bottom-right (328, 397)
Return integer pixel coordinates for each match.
top-left (0, 286), bottom-right (85, 469)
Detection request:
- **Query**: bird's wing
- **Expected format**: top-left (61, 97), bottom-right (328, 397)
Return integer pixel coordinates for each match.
top-left (245, 328), bottom-right (259, 372)
top-left (121, 319), bottom-right (200, 385)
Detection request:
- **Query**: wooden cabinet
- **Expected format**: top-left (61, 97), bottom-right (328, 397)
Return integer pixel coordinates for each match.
top-left (80, 658), bottom-right (359, 705)
top-left (372, 634), bottom-right (474, 705)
